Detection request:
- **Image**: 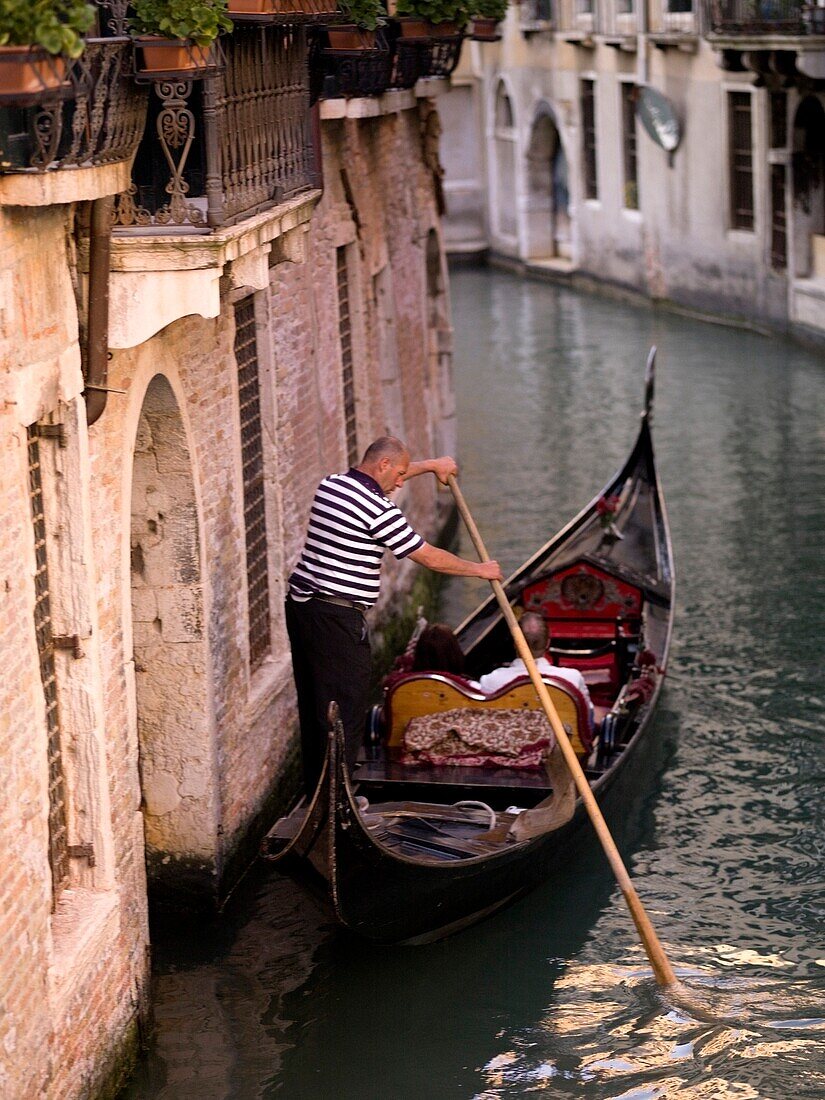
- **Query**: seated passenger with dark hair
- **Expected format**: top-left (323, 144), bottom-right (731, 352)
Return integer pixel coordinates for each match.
top-left (478, 612), bottom-right (594, 723)
top-left (382, 622), bottom-right (480, 692)
top-left (412, 623), bottom-right (472, 677)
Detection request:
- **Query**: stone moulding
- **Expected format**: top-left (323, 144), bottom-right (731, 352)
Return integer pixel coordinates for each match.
top-left (107, 189), bottom-right (321, 348)
top-left (318, 76), bottom-right (449, 118)
top-left (0, 159), bottom-right (134, 207)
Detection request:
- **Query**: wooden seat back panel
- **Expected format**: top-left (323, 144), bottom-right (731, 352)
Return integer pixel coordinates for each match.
top-left (386, 674), bottom-right (588, 755)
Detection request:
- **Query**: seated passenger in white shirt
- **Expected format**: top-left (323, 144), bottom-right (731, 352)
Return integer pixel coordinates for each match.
top-left (478, 612), bottom-right (594, 724)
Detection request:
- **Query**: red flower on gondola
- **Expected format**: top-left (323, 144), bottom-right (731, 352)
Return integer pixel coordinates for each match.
top-left (596, 494), bottom-right (623, 541)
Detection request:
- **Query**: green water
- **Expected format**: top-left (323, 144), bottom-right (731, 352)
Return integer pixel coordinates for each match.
top-left (122, 268), bottom-right (825, 1099)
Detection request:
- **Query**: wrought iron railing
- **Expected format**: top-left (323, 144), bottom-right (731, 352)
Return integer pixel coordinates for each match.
top-left (113, 24), bottom-right (316, 232)
top-left (703, 0), bottom-right (817, 34)
top-left (313, 26), bottom-right (464, 100)
top-left (0, 37), bottom-right (146, 173)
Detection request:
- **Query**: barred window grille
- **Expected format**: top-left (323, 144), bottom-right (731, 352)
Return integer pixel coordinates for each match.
top-left (337, 248), bottom-right (358, 466)
top-left (622, 83), bottom-right (639, 210)
top-left (27, 427), bottom-right (70, 904)
top-left (581, 80), bottom-right (598, 201)
top-left (770, 163), bottom-right (787, 271)
top-left (234, 298), bottom-right (271, 670)
top-left (729, 92), bottom-right (755, 231)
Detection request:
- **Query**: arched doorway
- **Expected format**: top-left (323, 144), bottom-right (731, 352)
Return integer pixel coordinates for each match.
top-left (493, 82), bottom-right (518, 242)
top-left (524, 109), bottom-right (571, 261)
top-left (791, 96), bottom-right (825, 279)
top-left (130, 375), bottom-right (218, 901)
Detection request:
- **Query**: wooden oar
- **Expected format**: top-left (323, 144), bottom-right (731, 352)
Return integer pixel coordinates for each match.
top-left (448, 474), bottom-right (679, 992)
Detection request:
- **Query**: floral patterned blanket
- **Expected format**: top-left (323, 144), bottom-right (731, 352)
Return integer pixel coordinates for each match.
top-left (401, 708), bottom-right (555, 769)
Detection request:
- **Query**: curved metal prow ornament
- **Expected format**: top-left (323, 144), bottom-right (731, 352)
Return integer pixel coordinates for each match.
top-left (644, 346), bottom-right (657, 423)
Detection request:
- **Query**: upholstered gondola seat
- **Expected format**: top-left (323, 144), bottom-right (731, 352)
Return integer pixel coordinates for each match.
top-left (384, 671), bottom-right (593, 758)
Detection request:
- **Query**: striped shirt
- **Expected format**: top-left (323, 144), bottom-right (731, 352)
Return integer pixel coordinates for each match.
top-left (289, 468), bottom-right (424, 607)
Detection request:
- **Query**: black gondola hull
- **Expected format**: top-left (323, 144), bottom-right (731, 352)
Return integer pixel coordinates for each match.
top-left (265, 350), bottom-right (674, 945)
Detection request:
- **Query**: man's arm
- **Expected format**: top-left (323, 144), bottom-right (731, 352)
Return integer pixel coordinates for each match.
top-left (403, 457), bottom-right (458, 485)
top-left (409, 542), bottom-right (502, 581)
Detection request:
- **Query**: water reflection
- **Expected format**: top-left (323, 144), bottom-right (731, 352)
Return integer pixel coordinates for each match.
top-left (122, 269), bottom-right (825, 1100)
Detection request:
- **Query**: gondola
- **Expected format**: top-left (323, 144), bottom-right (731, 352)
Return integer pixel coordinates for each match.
top-left (263, 349), bottom-right (674, 945)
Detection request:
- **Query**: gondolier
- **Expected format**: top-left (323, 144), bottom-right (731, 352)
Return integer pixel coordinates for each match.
top-left (286, 436), bottom-right (502, 795)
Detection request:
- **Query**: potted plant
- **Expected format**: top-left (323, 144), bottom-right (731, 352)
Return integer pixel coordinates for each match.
top-left (396, 0), bottom-right (470, 35)
top-left (469, 0), bottom-right (507, 38)
top-left (0, 0), bottom-right (94, 96)
top-left (327, 0), bottom-right (386, 48)
top-left (130, 0), bottom-right (233, 73)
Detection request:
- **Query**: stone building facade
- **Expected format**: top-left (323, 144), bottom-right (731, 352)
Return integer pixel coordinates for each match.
top-left (440, 3), bottom-right (825, 340)
top-left (0, 19), bottom-right (456, 1097)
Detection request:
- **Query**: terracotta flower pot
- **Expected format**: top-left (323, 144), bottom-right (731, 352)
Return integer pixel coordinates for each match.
top-left (0, 46), bottom-right (68, 96)
top-left (470, 15), bottom-right (500, 37)
top-left (228, 0), bottom-right (277, 11)
top-left (397, 15), bottom-right (431, 35)
top-left (134, 36), bottom-right (212, 73)
top-left (427, 20), bottom-right (461, 35)
top-left (326, 24), bottom-right (377, 48)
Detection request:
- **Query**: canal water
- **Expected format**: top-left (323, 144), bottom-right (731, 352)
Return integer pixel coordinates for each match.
top-left (122, 268), bottom-right (825, 1100)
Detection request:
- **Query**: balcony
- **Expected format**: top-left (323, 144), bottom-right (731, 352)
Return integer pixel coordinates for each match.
top-left (113, 24), bottom-right (317, 233)
top-left (108, 22), bottom-right (320, 347)
top-left (701, 0), bottom-right (825, 81)
top-left (703, 0), bottom-right (825, 37)
top-left (0, 34), bottom-right (147, 205)
top-left (312, 24), bottom-right (465, 101)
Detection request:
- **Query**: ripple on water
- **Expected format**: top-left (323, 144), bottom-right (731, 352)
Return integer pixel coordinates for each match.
top-left (474, 962), bottom-right (825, 1099)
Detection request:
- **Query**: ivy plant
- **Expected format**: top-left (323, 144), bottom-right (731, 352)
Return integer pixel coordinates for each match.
top-left (396, 0), bottom-right (471, 26)
top-left (0, 0), bottom-right (96, 58)
top-left (472, 0), bottom-right (508, 19)
top-left (129, 0), bottom-right (233, 46)
top-left (338, 0), bottom-right (387, 30)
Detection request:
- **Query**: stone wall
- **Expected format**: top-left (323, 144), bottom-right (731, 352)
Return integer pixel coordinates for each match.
top-left (0, 91), bottom-right (454, 1098)
top-left (0, 202), bottom-right (149, 1100)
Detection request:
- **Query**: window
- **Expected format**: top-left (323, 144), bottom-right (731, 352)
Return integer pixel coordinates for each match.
top-left (495, 83), bottom-right (514, 131)
top-left (521, 0), bottom-right (552, 21)
top-left (667, 0), bottom-right (692, 11)
top-left (581, 79), bottom-right (598, 200)
top-left (770, 91), bottom-right (787, 149)
top-left (621, 83), bottom-right (639, 210)
top-left (336, 247), bottom-right (358, 466)
top-left (770, 164), bottom-right (787, 270)
top-left (234, 297), bottom-right (271, 670)
top-left (729, 91), bottom-right (754, 230)
top-left (27, 426), bottom-right (70, 905)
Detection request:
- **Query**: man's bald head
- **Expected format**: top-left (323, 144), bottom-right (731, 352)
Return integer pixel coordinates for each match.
top-left (520, 612), bottom-right (548, 658)
top-left (358, 437), bottom-right (411, 495)
top-left (361, 436), bottom-right (407, 464)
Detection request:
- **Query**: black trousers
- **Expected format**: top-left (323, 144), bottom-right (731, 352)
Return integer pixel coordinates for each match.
top-left (284, 595), bottom-right (371, 796)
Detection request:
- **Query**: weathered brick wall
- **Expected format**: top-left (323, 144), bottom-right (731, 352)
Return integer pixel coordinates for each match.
top-left (0, 92), bottom-right (453, 1099)
top-left (0, 203), bottom-right (149, 1100)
